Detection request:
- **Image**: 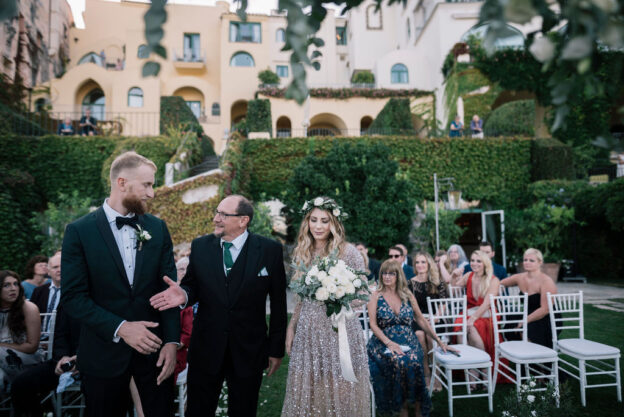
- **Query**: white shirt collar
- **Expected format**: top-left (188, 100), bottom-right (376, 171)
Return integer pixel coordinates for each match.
top-left (103, 199), bottom-right (135, 225)
top-left (49, 281), bottom-right (60, 291)
top-left (221, 230), bottom-right (249, 250)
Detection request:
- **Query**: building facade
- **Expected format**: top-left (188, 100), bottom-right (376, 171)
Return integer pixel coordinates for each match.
top-left (39, 0), bottom-right (536, 153)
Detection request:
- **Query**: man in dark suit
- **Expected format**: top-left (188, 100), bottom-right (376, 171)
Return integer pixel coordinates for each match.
top-left (463, 241), bottom-right (508, 279)
top-left (389, 245), bottom-right (415, 280)
top-left (355, 242), bottom-right (381, 282)
top-left (150, 195), bottom-right (287, 417)
top-left (61, 151), bottom-right (180, 417)
top-left (31, 251), bottom-right (62, 332)
top-left (11, 302), bottom-right (81, 417)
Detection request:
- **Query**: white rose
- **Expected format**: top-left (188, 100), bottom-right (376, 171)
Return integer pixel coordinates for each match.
top-left (143, 231), bottom-right (152, 240)
top-left (333, 208), bottom-right (340, 217)
top-left (326, 283), bottom-right (337, 294)
top-left (529, 36), bottom-right (556, 63)
top-left (353, 278), bottom-right (362, 288)
top-left (527, 395), bottom-right (535, 403)
top-left (337, 274), bottom-right (350, 286)
top-left (529, 381), bottom-right (536, 388)
top-left (335, 286), bottom-right (346, 298)
top-left (317, 271), bottom-right (328, 282)
top-left (328, 266), bottom-right (340, 278)
top-left (304, 275), bottom-right (313, 285)
top-left (302, 201), bottom-right (309, 211)
top-left (308, 265), bottom-right (319, 276)
top-left (315, 287), bottom-right (329, 301)
top-left (314, 197), bottom-right (324, 206)
top-left (345, 283), bottom-right (356, 294)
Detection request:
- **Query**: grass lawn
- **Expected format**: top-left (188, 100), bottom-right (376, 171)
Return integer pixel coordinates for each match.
top-left (255, 304), bottom-right (624, 416)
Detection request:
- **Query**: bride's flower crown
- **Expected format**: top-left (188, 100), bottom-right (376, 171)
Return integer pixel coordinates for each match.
top-left (300, 197), bottom-right (348, 221)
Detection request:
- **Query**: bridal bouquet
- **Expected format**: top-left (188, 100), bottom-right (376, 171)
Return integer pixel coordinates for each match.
top-left (290, 253), bottom-right (370, 317)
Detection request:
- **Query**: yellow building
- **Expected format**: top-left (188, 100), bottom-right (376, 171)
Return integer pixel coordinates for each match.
top-left (42, 0), bottom-right (432, 153)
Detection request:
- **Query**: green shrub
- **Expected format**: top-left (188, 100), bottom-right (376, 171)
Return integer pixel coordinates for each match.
top-left (249, 202), bottom-right (275, 239)
top-left (258, 68), bottom-right (280, 85)
top-left (160, 96), bottom-right (204, 135)
top-left (484, 100), bottom-right (535, 137)
top-left (0, 102), bottom-right (49, 136)
top-left (531, 138), bottom-right (575, 181)
top-left (411, 203), bottom-right (466, 254)
top-left (351, 70), bottom-right (375, 84)
top-left (246, 99), bottom-right (272, 136)
top-left (282, 141), bottom-right (417, 256)
top-left (369, 98), bottom-right (415, 134)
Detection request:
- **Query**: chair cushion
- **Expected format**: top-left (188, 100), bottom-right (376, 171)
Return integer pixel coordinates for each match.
top-left (499, 341), bottom-right (558, 360)
top-left (558, 338), bottom-right (620, 357)
top-left (435, 344), bottom-right (491, 366)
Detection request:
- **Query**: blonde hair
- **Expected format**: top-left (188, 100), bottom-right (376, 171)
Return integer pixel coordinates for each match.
top-left (413, 252), bottom-right (442, 295)
top-left (523, 248), bottom-right (544, 264)
top-left (471, 250), bottom-right (494, 298)
top-left (110, 151), bottom-right (157, 183)
top-left (378, 260), bottom-right (411, 303)
top-left (292, 199), bottom-right (346, 268)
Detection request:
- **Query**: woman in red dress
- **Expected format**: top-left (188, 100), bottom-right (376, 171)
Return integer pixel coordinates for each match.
top-left (453, 250), bottom-right (501, 385)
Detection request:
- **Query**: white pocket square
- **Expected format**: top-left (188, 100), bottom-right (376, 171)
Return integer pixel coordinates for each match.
top-left (258, 267), bottom-right (269, 277)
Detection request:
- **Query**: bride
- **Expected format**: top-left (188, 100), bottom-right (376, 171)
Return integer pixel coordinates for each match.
top-left (281, 197), bottom-right (370, 417)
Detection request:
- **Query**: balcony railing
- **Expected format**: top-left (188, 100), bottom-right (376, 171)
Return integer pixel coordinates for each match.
top-left (172, 49), bottom-right (206, 67)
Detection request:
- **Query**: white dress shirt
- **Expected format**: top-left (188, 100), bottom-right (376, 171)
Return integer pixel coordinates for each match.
top-left (220, 230), bottom-right (249, 274)
top-left (103, 199), bottom-right (137, 286)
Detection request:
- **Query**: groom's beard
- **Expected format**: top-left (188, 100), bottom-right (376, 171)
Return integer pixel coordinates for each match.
top-left (122, 194), bottom-right (147, 216)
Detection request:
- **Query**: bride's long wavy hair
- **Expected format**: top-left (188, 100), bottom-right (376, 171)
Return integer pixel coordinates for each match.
top-left (292, 197), bottom-right (346, 270)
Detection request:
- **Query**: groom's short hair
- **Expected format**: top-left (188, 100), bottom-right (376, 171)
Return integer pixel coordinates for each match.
top-left (110, 151), bottom-right (157, 182)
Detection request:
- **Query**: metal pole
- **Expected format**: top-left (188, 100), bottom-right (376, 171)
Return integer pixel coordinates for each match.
top-left (434, 173), bottom-right (440, 252)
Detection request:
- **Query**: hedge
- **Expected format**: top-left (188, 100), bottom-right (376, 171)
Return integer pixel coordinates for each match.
top-left (369, 98), bottom-right (416, 134)
top-left (246, 99), bottom-right (272, 136)
top-left (484, 100), bottom-right (535, 137)
top-left (240, 136), bottom-right (533, 208)
top-left (160, 96), bottom-right (204, 136)
top-left (531, 138), bottom-right (575, 181)
top-left (149, 173), bottom-right (223, 245)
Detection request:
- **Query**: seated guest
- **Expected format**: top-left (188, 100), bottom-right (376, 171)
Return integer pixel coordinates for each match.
top-left (21, 255), bottom-right (49, 300)
top-left (388, 246), bottom-right (415, 280)
top-left (471, 114), bottom-right (484, 138)
top-left (79, 108), bottom-right (97, 136)
top-left (355, 242), bottom-right (381, 282)
top-left (31, 251), bottom-right (62, 335)
top-left (395, 244), bottom-right (413, 269)
top-left (174, 257), bottom-right (193, 382)
top-left (408, 252), bottom-right (448, 390)
top-left (438, 244), bottom-right (468, 284)
top-left (11, 302), bottom-right (81, 417)
top-left (368, 260), bottom-right (453, 417)
top-left (463, 241), bottom-right (508, 279)
top-left (499, 248), bottom-right (558, 348)
top-left (452, 251), bottom-right (501, 384)
top-left (57, 117), bottom-right (75, 136)
top-left (449, 116), bottom-right (463, 137)
top-left (0, 270), bottom-right (43, 395)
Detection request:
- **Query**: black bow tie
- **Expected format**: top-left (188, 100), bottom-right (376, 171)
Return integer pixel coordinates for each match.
top-left (115, 215), bottom-right (139, 230)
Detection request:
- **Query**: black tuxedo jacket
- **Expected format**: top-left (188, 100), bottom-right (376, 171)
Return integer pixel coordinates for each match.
top-left (31, 282), bottom-right (51, 315)
top-left (182, 232), bottom-right (287, 377)
top-left (61, 206), bottom-right (179, 378)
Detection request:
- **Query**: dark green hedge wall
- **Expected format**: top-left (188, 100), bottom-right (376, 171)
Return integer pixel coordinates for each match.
top-left (246, 99), bottom-right (272, 135)
top-left (531, 138), bottom-right (575, 181)
top-left (369, 98), bottom-right (416, 134)
top-left (241, 136), bottom-right (533, 207)
top-left (160, 96), bottom-right (204, 135)
top-left (484, 100), bottom-right (535, 137)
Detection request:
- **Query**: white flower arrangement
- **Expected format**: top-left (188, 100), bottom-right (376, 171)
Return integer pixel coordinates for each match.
top-left (300, 197), bottom-right (348, 222)
top-left (135, 225), bottom-right (152, 251)
top-left (289, 251), bottom-right (370, 318)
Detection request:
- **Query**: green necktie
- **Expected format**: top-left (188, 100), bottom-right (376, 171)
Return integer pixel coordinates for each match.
top-left (223, 241), bottom-right (234, 275)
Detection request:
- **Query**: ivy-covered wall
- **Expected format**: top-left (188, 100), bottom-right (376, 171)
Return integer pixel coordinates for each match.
top-left (239, 136), bottom-right (534, 207)
top-left (246, 99), bottom-right (272, 135)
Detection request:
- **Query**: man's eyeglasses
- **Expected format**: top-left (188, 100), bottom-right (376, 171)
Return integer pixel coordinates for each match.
top-left (214, 210), bottom-right (244, 219)
top-left (389, 254), bottom-right (402, 259)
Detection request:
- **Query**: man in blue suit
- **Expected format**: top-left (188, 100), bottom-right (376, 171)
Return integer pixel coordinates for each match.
top-left (464, 241), bottom-right (508, 279)
top-left (389, 245), bottom-right (415, 280)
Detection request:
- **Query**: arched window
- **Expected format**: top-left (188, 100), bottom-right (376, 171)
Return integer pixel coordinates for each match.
top-left (137, 44), bottom-right (149, 59)
top-left (78, 52), bottom-right (103, 66)
top-left (276, 29), bottom-right (286, 43)
top-left (128, 87), bottom-right (143, 108)
top-left (461, 22), bottom-right (524, 49)
top-left (82, 88), bottom-right (105, 120)
top-left (391, 63), bottom-right (408, 84)
top-left (230, 52), bottom-right (255, 67)
top-left (211, 102), bottom-right (221, 116)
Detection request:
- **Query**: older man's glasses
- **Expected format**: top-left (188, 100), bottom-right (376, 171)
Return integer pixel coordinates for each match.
top-left (214, 210), bottom-right (243, 219)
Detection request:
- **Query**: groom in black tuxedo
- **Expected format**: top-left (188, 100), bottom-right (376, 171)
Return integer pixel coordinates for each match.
top-left (150, 195), bottom-right (287, 417)
top-left (61, 151), bottom-right (179, 417)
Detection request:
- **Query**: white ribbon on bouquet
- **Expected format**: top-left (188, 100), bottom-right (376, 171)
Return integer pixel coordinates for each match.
top-left (330, 306), bottom-right (358, 383)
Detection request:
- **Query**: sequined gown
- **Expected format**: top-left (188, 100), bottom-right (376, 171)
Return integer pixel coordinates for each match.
top-left (281, 244), bottom-right (371, 417)
top-left (367, 296), bottom-right (431, 417)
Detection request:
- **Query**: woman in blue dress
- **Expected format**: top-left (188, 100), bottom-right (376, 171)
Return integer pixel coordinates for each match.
top-left (368, 260), bottom-right (454, 417)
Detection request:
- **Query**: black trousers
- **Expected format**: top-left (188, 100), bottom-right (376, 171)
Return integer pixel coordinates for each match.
top-left (11, 359), bottom-right (59, 416)
top-left (186, 349), bottom-right (263, 417)
top-left (81, 350), bottom-right (174, 417)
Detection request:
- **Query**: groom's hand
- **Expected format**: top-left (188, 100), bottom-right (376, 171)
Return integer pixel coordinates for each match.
top-left (266, 357), bottom-right (282, 377)
top-left (118, 321), bottom-right (162, 354)
top-left (150, 276), bottom-right (186, 311)
top-left (156, 343), bottom-right (177, 385)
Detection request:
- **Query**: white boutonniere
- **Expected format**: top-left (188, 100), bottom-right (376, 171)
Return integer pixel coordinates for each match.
top-left (135, 225), bottom-right (152, 251)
